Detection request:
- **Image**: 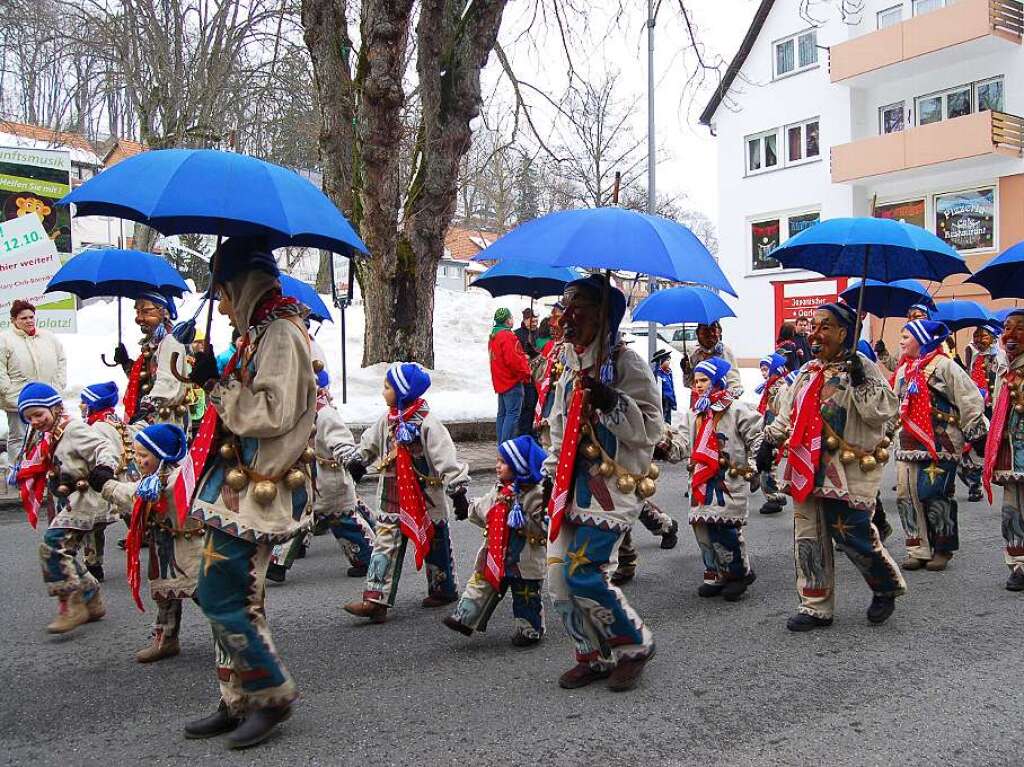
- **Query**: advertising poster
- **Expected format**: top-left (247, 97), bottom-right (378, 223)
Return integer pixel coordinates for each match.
top-left (935, 188), bottom-right (995, 252)
top-left (874, 199), bottom-right (925, 228)
top-left (0, 214), bottom-right (76, 332)
top-left (751, 218), bottom-right (781, 271)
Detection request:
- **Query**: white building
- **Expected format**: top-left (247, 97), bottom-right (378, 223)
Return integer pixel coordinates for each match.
top-left (701, 0), bottom-right (1024, 363)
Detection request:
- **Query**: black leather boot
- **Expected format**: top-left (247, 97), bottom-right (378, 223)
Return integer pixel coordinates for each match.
top-left (183, 700), bottom-right (240, 739)
top-left (226, 704), bottom-right (292, 749)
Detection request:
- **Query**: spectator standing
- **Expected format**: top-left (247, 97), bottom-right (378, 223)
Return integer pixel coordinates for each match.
top-left (515, 308), bottom-right (541, 436)
top-left (489, 308), bottom-right (532, 443)
top-left (776, 322), bottom-right (802, 372)
top-left (794, 316), bottom-right (813, 367)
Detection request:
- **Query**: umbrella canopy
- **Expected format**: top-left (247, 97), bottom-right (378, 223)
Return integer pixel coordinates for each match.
top-left (45, 248), bottom-right (189, 300)
top-left (993, 308), bottom-right (1020, 322)
top-left (631, 286), bottom-right (735, 326)
top-left (471, 258), bottom-right (582, 299)
top-left (60, 149), bottom-right (368, 256)
top-left (932, 300), bottom-right (992, 331)
top-left (838, 278), bottom-right (936, 319)
top-left (771, 218), bottom-right (968, 283)
top-left (965, 241), bottom-right (1024, 299)
top-left (280, 274), bottom-right (332, 323)
top-left (472, 207), bottom-right (736, 296)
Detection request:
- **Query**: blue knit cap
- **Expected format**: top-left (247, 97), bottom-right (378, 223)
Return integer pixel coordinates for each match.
top-left (904, 319), bottom-right (950, 356)
top-left (694, 356), bottom-right (732, 390)
top-left (386, 362), bottom-right (431, 408)
top-left (137, 290), bottom-right (177, 321)
top-left (134, 423), bottom-right (188, 464)
top-left (80, 381), bottom-right (119, 412)
top-left (857, 339), bottom-right (877, 363)
top-left (908, 303), bottom-right (933, 319)
top-left (316, 369), bottom-right (330, 389)
top-left (18, 382), bottom-right (61, 423)
top-left (762, 352), bottom-right (788, 377)
top-left (498, 435), bottom-right (547, 485)
top-left (212, 236), bottom-right (279, 284)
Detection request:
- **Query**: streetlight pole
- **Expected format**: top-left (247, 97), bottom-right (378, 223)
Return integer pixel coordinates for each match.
top-left (646, 0), bottom-right (657, 363)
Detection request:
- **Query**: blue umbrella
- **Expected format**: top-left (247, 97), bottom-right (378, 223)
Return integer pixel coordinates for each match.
top-left (993, 308), bottom-right (1020, 322)
top-left (838, 278), bottom-right (936, 319)
top-left (280, 274), bottom-right (332, 323)
top-left (59, 149), bottom-right (367, 256)
top-left (471, 258), bottom-right (582, 299)
top-left (631, 286), bottom-right (735, 325)
top-left (932, 300), bottom-right (992, 331)
top-left (965, 241), bottom-right (1024, 299)
top-left (472, 207), bottom-right (736, 296)
top-left (46, 248), bottom-right (189, 300)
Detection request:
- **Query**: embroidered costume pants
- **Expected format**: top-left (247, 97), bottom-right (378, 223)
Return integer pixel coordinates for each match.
top-left (154, 598), bottom-right (184, 638)
top-left (957, 446), bottom-right (983, 495)
top-left (999, 484), bottom-right (1024, 575)
top-left (692, 521), bottom-right (750, 584)
top-left (195, 528), bottom-right (296, 714)
top-left (761, 464), bottom-right (786, 504)
top-left (639, 501), bottom-right (674, 535)
top-left (896, 459), bottom-right (959, 561)
top-left (39, 527), bottom-right (100, 599)
top-left (328, 511), bottom-right (375, 567)
top-left (793, 497), bottom-right (906, 620)
top-left (451, 574), bottom-right (544, 639)
top-left (548, 520), bottom-right (654, 671)
top-left (84, 524), bottom-right (107, 567)
top-left (363, 520), bottom-right (457, 607)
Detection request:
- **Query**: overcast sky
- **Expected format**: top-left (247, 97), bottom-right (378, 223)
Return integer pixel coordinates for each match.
top-left (490, 0), bottom-right (758, 221)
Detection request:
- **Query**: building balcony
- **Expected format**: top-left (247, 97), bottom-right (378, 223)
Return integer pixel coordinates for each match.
top-left (830, 0), bottom-right (1023, 87)
top-left (831, 109), bottom-right (1024, 183)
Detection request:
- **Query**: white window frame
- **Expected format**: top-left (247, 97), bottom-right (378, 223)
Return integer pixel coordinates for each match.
top-left (745, 128), bottom-right (781, 176)
top-left (877, 4), bottom-right (903, 29)
top-left (879, 101), bottom-right (907, 134)
top-left (913, 77), bottom-right (1005, 127)
top-left (784, 118), bottom-right (821, 165)
top-left (975, 76), bottom-right (1005, 113)
top-left (772, 28), bottom-right (819, 80)
top-left (913, 0), bottom-right (948, 17)
top-left (747, 208), bottom-right (822, 276)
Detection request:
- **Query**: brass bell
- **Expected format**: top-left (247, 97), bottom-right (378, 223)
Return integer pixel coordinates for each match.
top-left (159, 407), bottom-right (170, 418)
top-left (598, 459), bottom-right (616, 478)
top-left (252, 480), bottom-right (278, 504)
top-left (879, 436), bottom-right (891, 449)
top-left (284, 468), bottom-right (306, 490)
top-left (225, 468), bottom-right (248, 491)
top-left (1015, 403), bottom-right (1024, 414)
top-left (219, 442), bottom-right (235, 461)
top-left (75, 479), bottom-right (89, 493)
top-left (312, 359), bottom-right (325, 373)
top-left (46, 469), bottom-right (57, 480)
top-left (859, 455), bottom-right (878, 472)
top-left (825, 435), bottom-right (840, 451)
top-left (139, 370), bottom-right (150, 381)
top-left (175, 405), bottom-right (187, 415)
top-left (582, 441), bottom-right (601, 461)
top-left (840, 449), bottom-right (857, 464)
top-left (637, 477), bottom-right (657, 498)
top-left (142, 382), bottom-right (153, 393)
top-left (874, 447), bottom-right (890, 464)
top-left (56, 483), bottom-right (71, 497)
top-left (728, 468), bottom-right (739, 478)
top-left (647, 463), bottom-right (660, 480)
top-left (616, 474), bottom-right (637, 494)
top-left (301, 446), bottom-right (316, 464)
top-left (718, 457), bottom-right (728, 467)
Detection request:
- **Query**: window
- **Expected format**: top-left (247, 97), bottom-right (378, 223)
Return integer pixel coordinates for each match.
top-left (788, 212), bottom-right (820, 239)
top-left (877, 5), bottom-right (902, 29)
top-left (935, 188), bottom-right (995, 252)
top-left (914, 77), bottom-right (1005, 126)
top-left (774, 29), bottom-right (818, 78)
top-left (786, 119), bottom-right (820, 163)
top-left (746, 129), bottom-right (779, 174)
top-left (913, 0), bottom-right (946, 16)
top-left (874, 199), bottom-right (926, 228)
top-left (750, 210), bottom-right (820, 272)
top-left (977, 77), bottom-right (1004, 112)
top-left (880, 102), bottom-right (906, 134)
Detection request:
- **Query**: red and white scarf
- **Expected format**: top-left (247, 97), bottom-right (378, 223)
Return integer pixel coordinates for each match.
top-left (389, 398), bottom-right (433, 569)
top-left (126, 495), bottom-right (166, 611)
top-left (785, 364), bottom-right (825, 503)
top-left (483, 484), bottom-right (515, 590)
top-left (757, 374), bottom-right (782, 415)
top-left (899, 349), bottom-right (941, 462)
top-left (533, 345), bottom-right (559, 428)
top-left (86, 408), bottom-right (117, 426)
top-left (16, 429), bottom-right (56, 529)
top-left (690, 412), bottom-right (720, 506)
top-left (122, 354), bottom-right (147, 422)
top-left (983, 370), bottom-right (1018, 503)
top-left (548, 383), bottom-right (586, 543)
top-left (970, 350), bottom-right (992, 404)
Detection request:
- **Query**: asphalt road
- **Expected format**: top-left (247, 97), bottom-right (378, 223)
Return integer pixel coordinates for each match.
top-left (1, 462), bottom-right (1022, 766)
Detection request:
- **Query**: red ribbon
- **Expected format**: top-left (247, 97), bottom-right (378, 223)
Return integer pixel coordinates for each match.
top-left (548, 385), bottom-right (586, 542)
top-left (389, 399), bottom-right (433, 569)
top-left (983, 372), bottom-right (1015, 504)
top-left (16, 433), bottom-right (51, 529)
top-left (785, 366), bottom-right (825, 503)
top-left (690, 413), bottom-right (720, 506)
top-left (899, 349), bottom-right (942, 462)
top-left (125, 496), bottom-right (163, 612)
top-left (86, 408), bottom-right (116, 425)
top-left (484, 485), bottom-right (515, 590)
top-left (757, 375), bottom-right (782, 415)
top-left (970, 352), bottom-right (990, 404)
top-left (122, 354), bottom-right (146, 422)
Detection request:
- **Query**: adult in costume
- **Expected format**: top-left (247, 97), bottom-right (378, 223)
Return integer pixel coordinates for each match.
top-left (759, 303), bottom-right (906, 631)
top-left (959, 322), bottom-right (1005, 501)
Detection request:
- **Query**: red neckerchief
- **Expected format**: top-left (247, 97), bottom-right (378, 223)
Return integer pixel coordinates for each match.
top-left (388, 398), bottom-right (433, 569)
top-left (983, 368), bottom-right (1019, 503)
top-left (900, 349), bottom-right (942, 462)
top-left (970, 350), bottom-right (991, 403)
top-left (691, 412), bottom-right (720, 506)
top-left (250, 290), bottom-right (300, 326)
top-left (17, 431), bottom-right (52, 529)
top-left (126, 494), bottom-right (168, 611)
top-left (484, 484), bottom-right (515, 590)
top-left (758, 374), bottom-right (782, 415)
top-left (86, 408), bottom-right (116, 425)
top-left (122, 354), bottom-right (146, 421)
top-left (785, 363), bottom-right (825, 503)
top-left (548, 382), bottom-right (586, 543)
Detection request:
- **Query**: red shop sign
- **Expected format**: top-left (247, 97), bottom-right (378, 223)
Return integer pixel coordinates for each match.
top-left (771, 277), bottom-right (849, 338)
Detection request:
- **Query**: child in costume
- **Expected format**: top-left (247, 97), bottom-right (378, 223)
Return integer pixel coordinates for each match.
top-left (102, 423), bottom-right (203, 662)
top-left (755, 352), bottom-right (790, 516)
top-left (16, 382), bottom-right (120, 634)
top-left (444, 435), bottom-right (547, 646)
top-left (652, 348), bottom-right (676, 425)
top-left (343, 362), bottom-right (470, 623)
top-left (672, 357), bottom-right (762, 600)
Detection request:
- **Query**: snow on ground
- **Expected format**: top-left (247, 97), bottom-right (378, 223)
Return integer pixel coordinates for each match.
top-left (63, 285), bottom-right (765, 428)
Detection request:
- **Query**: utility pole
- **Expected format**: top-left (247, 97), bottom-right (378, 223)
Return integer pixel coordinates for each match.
top-left (646, 0), bottom-right (658, 363)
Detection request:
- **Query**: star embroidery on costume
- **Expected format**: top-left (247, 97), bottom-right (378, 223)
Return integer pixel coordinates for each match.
top-left (201, 536), bottom-right (229, 575)
top-left (566, 541), bottom-right (591, 576)
top-left (924, 463), bottom-right (944, 484)
top-left (513, 584), bottom-right (534, 602)
top-left (832, 516), bottom-right (854, 540)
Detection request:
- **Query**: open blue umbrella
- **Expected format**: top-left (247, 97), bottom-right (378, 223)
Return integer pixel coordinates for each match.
top-left (631, 286), bottom-right (735, 325)
top-left (993, 308), bottom-right (1021, 322)
top-left (59, 149), bottom-right (367, 256)
top-left (965, 241), bottom-right (1024, 299)
top-left (471, 258), bottom-right (582, 299)
top-left (838, 278), bottom-right (936, 319)
top-left (472, 207), bottom-right (736, 296)
top-left (46, 248), bottom-right (189, 300)
top-left (280, 274), bottom-right (332, 323)
top-left (932, 300), bottom-right (992, 331)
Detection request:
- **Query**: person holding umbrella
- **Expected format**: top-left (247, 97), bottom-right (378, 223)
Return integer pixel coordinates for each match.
top-left (544, 274), bottom-right (661, 691)
top-left (758, 302), bottom-right (906, 632)
top-left (681, 321), bottom-right (742, 407)
top-left (959, 321), bottom-right (1006, 502)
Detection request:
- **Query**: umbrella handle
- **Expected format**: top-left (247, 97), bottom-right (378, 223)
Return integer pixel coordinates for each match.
top-left (100, 353), bottom-right (119, 368)
top-left (169, 352), bottom-right (191, 383)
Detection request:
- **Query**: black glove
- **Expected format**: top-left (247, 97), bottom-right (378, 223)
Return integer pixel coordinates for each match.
top-left (755, 440), bottom-right (775, 474)
top-left (971, 437), bottom-right (987, 457)
top-left (346, 458), bottom-right (367, 484)
top-left (679, 355), bottom-right (692, 376)
top-left (848, 351), bottom-right (866, 387)
top-left (653, 441), bottom-right (670, 461)
top-left (88, 465), bottom-right (115, 493)
top-left (541, 476), bottom-right (553, 509)
top-left (582, 375), bottom-right (619, 413)
top-left (873, 339), bottom-right (887, 356)
top-left (451, 487), bottom-right (469, 520)
top-left (188, 347), bottom-right (220, 386)
top-left (113, 343), bottom-right (133, 373)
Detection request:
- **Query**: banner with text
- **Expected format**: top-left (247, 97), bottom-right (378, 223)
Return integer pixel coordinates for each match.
top-left (0, 214), bottom-right (76, 332)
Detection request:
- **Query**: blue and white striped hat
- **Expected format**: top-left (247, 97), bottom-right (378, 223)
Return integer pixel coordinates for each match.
top-left (498, 435), bottom-right (547, 485)
top-left (904, 319), bottom-right (949, 355)
top-left (134, 423), bottom-right (188, 464)
top-left (385, 362), bottom-right (431, 407)
top-left (137, 290), bottom-right (177, 321)
top-left (694, 356), bottom-right (732, 389)
top-left (18, 382), bottom-right (62, 423)
top-left (80, 381), bottom-right (119, 412)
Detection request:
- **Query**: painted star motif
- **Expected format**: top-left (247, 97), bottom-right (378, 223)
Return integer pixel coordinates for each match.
top-left (832, 516), bottom-right (854, 540)
top-left (513, 584), bottom-right (534, 602)
top-left (201, 536), bottom-right (229, 575)
top-left (566, 541), bottom-right (591, 577)
top-left (924, 463), bottom-right (945, 484)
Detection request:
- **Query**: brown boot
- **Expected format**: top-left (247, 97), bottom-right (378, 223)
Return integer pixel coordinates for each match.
top-left (343, 600), bottom-right (387, 623)
top-left (558, 662), bottom-right (611, 689)
top-left (901, 557), bottom-right (927, 571)
top-left (135, 632), bottom-right (181, 663)
top-left (47, 593), bottom-right (90, 634)
top-left (85, 591), bottom-right (106, 622)
top-left (608, 654), bottom-right (654, 692)
top-left (925, 552), bottom-right (952, 571)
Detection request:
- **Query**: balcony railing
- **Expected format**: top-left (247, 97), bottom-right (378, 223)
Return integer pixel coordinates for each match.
top-left (992, 0), bottom-right (1024, 37)
top-left (993, 110), bottom-right (1024, 155)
